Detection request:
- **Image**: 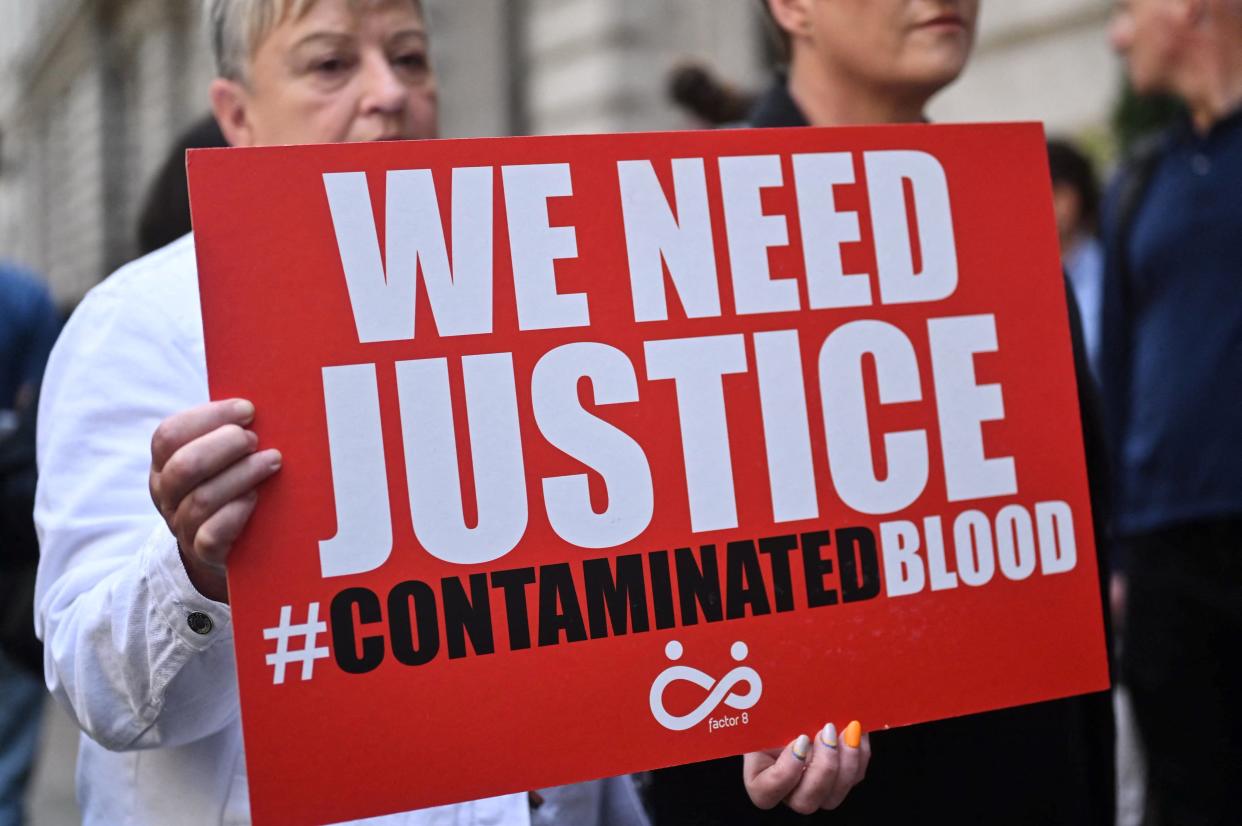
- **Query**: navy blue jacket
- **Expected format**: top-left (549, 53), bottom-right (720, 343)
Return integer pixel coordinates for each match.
top-left (1099, 106), bottom-right (1242, 538)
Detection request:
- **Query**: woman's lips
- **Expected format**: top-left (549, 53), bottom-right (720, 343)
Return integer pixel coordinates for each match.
top-left (917, 15), bottom-right (966, 31)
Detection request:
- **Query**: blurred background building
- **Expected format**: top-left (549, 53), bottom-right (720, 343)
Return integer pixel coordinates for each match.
top-left (0, 3), bottom-right (1124, 819)
top-left (0, 0), bottom-right (1121, 309)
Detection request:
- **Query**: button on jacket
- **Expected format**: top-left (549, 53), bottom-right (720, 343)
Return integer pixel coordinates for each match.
top-left (33, 235), bottom-right (647, 826)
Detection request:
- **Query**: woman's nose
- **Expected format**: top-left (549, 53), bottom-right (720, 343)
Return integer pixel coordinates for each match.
top-left (360, 53), bottom-right (408, 114)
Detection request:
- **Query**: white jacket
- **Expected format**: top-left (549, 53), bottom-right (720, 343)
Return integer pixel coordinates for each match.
top-left (33, 234), bottom-right (648, 826)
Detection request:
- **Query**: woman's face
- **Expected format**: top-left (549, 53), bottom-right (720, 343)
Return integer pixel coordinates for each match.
top-left (797, 0), bottom-right (979, 98)
top-left (1109, 0), bottom-right (1184, 96)
top-left (217, 0), bottom-right (438, 147)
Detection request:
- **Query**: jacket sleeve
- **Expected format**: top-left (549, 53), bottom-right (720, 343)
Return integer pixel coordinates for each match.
top-left (33, 268), bottom-right (237, 752)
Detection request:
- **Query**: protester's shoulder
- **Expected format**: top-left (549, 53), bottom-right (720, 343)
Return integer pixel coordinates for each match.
top-left (52, 234), bottom-right (204, 373)
top-left (75, 234), bottom-right (202, 335)
top-left (92, 233), bottom-right (199, 304)
top-left (1100, 128), bottom-right (1177, 231)
top-left (0, 261), bottom-right (53, 313)
top-left (0, 260), bottom-right (45, 290)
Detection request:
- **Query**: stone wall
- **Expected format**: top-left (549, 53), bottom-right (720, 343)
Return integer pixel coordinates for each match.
top-left (0, 0), bottom-right (1120, 306)
top-left (0, 0), bottom-right (213, 303)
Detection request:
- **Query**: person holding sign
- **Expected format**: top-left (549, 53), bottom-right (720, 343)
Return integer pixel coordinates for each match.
top-left (32, 1), bottom-right (867, 824)
top-left (650, 1), bottom-right (1116, 823)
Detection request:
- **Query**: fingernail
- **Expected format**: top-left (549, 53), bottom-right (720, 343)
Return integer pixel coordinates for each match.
top-left (792, 734), bottom-right (811, 761)
top-left (820, 722), bottom-right (838, 749)
top-left (843, 720), bottom-right (862, 749)
top-left (234, 399), bottom-right (255, 422)
top-left (268, 450), bottom-right (283, 470)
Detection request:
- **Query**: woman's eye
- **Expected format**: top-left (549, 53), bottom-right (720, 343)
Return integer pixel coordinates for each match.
top-left (394, 52), bottom-right (428, 72)
top-left (313, 56), bottom-right (352, 75)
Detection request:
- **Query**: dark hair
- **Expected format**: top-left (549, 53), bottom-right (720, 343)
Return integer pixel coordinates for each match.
top-left (667, 63), bottom-right (757, 125)
top-left (136, 115), bottom-right (229, 254)
top-left (1046, 138), bottom-right (1100, 235)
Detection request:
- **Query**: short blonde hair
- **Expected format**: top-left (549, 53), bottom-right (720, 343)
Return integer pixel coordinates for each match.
top-left (206, 0), bottom-right (424, 82)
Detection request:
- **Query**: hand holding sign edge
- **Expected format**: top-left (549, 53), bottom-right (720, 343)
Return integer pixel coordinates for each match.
top-left (148, 398), bottom-right (282, 603)
top-left (743, 721), bottom-right (871, 814)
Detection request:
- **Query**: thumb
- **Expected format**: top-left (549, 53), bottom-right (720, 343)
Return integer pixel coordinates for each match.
top-left (743, 734), bottom-right (811, 809)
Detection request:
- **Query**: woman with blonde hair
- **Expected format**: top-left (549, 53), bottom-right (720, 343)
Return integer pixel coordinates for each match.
top-left (33, 1), bottom-right (869, 822)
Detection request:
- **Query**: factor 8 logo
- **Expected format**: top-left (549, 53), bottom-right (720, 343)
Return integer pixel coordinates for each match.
top-left (649, 640), bottom-right (763, 731)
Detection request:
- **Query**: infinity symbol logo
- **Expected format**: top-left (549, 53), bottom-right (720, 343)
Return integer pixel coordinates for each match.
top-left (649, 640), bottom-right (763, 731)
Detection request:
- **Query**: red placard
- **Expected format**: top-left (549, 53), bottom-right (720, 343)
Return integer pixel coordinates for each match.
top-left (188, 123), bottom-right (1108, 826)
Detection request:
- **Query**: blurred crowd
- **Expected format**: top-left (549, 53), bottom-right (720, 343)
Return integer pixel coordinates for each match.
top-left (2, 1), bottom-right (1241, 825)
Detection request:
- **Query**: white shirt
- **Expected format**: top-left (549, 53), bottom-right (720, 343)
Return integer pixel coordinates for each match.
top-left (34, 234), bottom-right (649, 826)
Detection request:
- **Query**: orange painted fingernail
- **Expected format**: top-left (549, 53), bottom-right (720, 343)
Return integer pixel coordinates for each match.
top-left (843, 720), bottom-right (862, 749)
top-left (792, 734), bottom-right (811, 761)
